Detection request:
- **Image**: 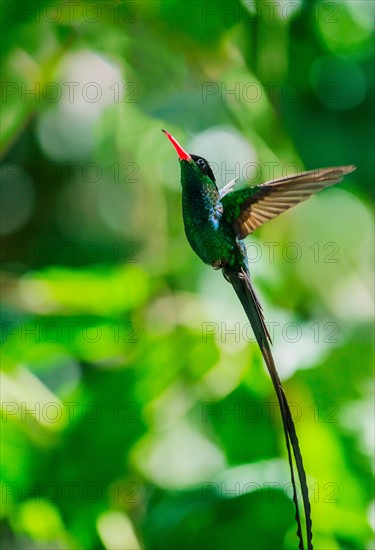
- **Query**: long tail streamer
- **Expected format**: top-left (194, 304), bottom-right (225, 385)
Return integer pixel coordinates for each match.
top-left (224, 266), bottom-right (313, 550)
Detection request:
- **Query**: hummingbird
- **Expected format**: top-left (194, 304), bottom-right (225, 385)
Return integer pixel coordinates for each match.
top-left (162, 128), bottom-right (356, 550)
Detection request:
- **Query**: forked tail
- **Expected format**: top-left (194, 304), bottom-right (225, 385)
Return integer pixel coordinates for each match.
top-left (223, 266), bottom-right (313, 550)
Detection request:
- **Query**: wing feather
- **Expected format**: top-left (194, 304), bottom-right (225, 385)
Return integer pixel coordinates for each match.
top-left (222, 166), bottom-right (356, 239)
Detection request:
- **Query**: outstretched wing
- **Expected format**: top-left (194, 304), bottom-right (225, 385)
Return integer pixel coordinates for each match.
top-left (222, 166), bottom-right (356, 239)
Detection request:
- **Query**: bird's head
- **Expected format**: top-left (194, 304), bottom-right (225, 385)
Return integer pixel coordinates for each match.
top-left (162, 129), bottom-right (216, 184)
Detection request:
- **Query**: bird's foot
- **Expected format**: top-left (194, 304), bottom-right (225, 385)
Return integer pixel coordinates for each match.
top-left (211, 259), bottom-right (227, 270)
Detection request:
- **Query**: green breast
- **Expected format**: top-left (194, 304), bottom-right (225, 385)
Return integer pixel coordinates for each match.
top-left (182, 208), bottom-right (236, 265)
top-left (179, 159), bottom-right (245, 268)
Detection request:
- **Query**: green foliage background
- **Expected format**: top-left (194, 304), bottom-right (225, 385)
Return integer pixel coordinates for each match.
top-left (1, 1), bottom-right (374, 549)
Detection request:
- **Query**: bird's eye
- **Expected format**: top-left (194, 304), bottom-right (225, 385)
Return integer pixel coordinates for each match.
top-left (197, 158), bottom-right (205, 168)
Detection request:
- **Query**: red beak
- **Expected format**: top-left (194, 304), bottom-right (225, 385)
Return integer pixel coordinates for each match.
top-left (162, 129), bottom-right (192, 161)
